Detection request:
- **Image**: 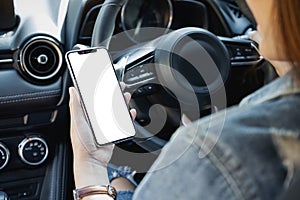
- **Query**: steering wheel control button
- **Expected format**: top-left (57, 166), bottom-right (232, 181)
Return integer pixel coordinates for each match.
top-left (125, 67), bottom-right (155, 84)
top-left (225, 40), bottom-right (262, 66)
top-left (145, 85), bottom-right (157, 94)
top-left (0, 142), bottom-right (10, 170)
top-left (132, 84), bottom-right (158, 97)
top-left (18, 137), bottom-right (48, 166)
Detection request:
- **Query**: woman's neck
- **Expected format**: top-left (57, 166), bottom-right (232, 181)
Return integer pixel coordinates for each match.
top-left (270, 60), bottom-right (294, 76)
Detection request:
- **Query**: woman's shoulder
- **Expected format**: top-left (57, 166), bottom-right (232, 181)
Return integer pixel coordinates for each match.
top-left (166, 93), bottom-right (300, 199)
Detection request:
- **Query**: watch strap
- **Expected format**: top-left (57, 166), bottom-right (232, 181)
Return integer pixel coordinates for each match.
top-left (73, 185), bottom-right (117, 200)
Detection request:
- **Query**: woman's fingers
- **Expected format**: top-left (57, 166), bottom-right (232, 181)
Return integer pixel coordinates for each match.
top-left (248, 30), bottom-right (262, 44)
top-left (124, 92), bottom-right (131, 104)
top-left (120, 82), bottom-right (126, 91)
top-left (124, 91), bottom-right (136, 119)
top-left (130, 108), bottom-right (137, 120)
top-left (181, 113), bottom-right (192, 126)
top-left (120, 82), bottom-right (133, 106)
top-left (70, 82), bottom-right (136, 123)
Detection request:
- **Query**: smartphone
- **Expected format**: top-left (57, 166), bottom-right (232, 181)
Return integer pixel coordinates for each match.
top-left (65, 47), bottom-right (136, 146)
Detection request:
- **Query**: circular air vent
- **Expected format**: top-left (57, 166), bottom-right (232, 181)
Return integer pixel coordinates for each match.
top-left (19, 36), bottom-right (63, 82)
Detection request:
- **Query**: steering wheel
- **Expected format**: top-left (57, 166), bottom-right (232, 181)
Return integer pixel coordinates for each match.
top-left (91, 0), bottom-right (230, 152)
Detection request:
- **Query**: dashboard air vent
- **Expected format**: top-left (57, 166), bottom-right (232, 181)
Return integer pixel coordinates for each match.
top-left (18, 36), bottom-right (63, 82)
top-left (218, 0), bottom-right (253, 35)
top-left (228, 2), bottom-right (242, 18)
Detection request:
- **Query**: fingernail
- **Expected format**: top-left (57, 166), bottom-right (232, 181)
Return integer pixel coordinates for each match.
top-left (182, 114), bottom-right (192, 126)
top-left (120, 82), bottom-right (126, 91)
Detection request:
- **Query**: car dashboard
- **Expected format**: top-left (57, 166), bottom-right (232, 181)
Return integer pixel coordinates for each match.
top-left (0, 0), bottom-right (275, 199)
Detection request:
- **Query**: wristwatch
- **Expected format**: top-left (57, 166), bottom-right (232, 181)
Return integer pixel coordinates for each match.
top-left (73, 185), bottom-right (117, 200)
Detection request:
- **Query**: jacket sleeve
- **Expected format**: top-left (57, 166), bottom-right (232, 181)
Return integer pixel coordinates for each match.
top-left (132, 125), bottom-right (258, 200)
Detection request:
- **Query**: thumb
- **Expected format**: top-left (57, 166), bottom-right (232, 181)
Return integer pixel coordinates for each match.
top-left (181, 113), bottom-right (192, 126)
top-left (248, 30), bottom-right (262, 44)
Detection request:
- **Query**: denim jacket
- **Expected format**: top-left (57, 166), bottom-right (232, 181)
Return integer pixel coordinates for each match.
top-left (133, 71), bottom-right (300, 200)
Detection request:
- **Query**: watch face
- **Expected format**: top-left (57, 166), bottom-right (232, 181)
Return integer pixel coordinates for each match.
top-left (107, 185), bottom-right (117, 199)
top-left (73, 190), bottom-right (78, 200)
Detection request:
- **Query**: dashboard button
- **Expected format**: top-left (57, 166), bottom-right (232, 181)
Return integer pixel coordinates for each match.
top-left (231, 56), bottom-right (246, 61)
top-left (18, 137), bottom-right (48, 166)
top-left (0, 142), bottom-right (10, 170)
top-left (245, 55), bottom-right (259, 61)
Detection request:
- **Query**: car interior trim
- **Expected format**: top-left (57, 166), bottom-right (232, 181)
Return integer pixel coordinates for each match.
top-left (0, 1), bottom-right (275, 199)
top-left (231, 43), bottom-right (264, 66)
top-left (0, 59), bottom-right (13, 64)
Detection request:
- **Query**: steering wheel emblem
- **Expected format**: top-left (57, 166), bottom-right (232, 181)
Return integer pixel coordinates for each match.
top-left (37, 54), bottom-right (48, 65)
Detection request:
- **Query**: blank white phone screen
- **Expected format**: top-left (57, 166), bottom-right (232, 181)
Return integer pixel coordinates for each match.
top-left (67, 48), bottom-right (135, 145)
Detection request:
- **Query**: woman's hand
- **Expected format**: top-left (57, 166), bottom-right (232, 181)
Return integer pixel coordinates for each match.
top-left (69, 87), bottom-right (114, 165)
top-left (69, 83), bottom-right (136, 188)
top-left (120, 82), bottom-right (137, 119)
top-left (69, 87), bottom-right (113, 187)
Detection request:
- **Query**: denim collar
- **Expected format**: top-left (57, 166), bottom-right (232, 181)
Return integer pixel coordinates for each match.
top-left (239, 70), bottom-right (300, 106)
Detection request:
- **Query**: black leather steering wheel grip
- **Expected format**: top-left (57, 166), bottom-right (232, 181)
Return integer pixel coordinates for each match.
top-left (91, 0), bottom-right (127, 47)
